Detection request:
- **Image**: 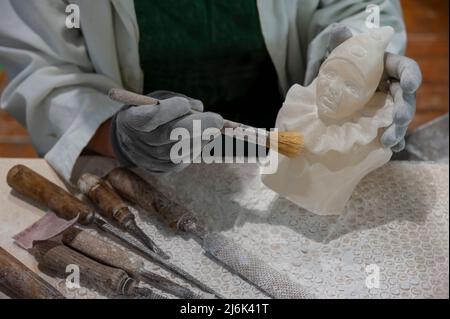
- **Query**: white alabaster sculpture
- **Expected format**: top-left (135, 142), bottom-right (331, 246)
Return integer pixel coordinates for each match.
top-left (262, 26), bottom-right (396, 215)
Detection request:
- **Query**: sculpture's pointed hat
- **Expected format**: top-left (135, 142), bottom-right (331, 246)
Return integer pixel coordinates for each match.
top-left (322, 26), bottom-right (395, 92)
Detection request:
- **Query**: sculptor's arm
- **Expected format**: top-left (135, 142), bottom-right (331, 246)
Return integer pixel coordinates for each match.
top-left (1, 1), bottom-right (224, 180)
top-left (87, 119), bottom-right (115, 158)
top-left (0, 1), bottom-right (123, 181)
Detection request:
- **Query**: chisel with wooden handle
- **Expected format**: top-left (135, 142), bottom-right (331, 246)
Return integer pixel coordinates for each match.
top-left (0, 247), bottom-right (65, 299)
top-left (106, 168), bottom-right (315, 299)
top-left (62, 227), bottom-right (211, 299)
top-left (6, 164), bottom-right (223, 298)
top-left (77, 173), bottom-right (168, 259)
top-left (32, 240), bottom-right (164, 298)
top-left (6, 165), bottom-right (153, 253)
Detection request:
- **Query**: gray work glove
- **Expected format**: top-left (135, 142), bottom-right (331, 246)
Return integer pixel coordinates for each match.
top-left (306, 24), bottom-right (423, 152)
top-left (110, 91), bottom-right (224, 173)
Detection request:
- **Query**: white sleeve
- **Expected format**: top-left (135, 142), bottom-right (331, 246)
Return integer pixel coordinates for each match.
top-left (304, 0), bottom-right (406, 85)
top-left (0, 0), bottom-right (122, 182)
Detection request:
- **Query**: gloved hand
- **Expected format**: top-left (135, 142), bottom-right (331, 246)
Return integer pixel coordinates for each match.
top-left (110, 91), bottom-right (223, 173)
top-left (308, 24), bottom-right (423, 152)
top-left (380, 53), bottom-right (422, 152)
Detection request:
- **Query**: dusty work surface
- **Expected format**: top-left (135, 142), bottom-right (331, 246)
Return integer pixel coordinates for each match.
top-left (0, 157), bottom-right (448, 299)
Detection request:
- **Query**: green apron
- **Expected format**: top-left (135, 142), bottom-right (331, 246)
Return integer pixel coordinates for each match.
top-left (134, 0), bottom-right (282, 129)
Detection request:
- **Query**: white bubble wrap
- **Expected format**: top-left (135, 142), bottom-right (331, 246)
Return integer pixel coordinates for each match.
top-left (74, 158), bottom-right (449, 298)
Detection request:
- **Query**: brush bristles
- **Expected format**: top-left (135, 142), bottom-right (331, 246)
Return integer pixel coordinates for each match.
top-left (267, 131), bottom-right (304, 158)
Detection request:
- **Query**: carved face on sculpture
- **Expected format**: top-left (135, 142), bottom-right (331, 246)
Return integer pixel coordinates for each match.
top-left (316, 58), bottom-right (372, 120)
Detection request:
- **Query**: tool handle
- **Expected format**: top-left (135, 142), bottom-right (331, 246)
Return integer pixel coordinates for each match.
top-left (106, 168), bottom-right (197, 233)
top-left (7, 165), bottom-right (94, 225)
top-left (62, 228), bottom-right (205, 299)
top-left (0, 247), bottom-right (64, 299)
top-left (78, 173), bottom-right (133, 225)
top-left (127, 88), bottom-right (279, 151)
top-left (108, 88), bottom-right (266, 139)
top-left (32, 240), bottom-right (134, 295)
top-left (62, 227), bottom-right (144, 275)
top-left (109, 88), bottom-right (159, 106)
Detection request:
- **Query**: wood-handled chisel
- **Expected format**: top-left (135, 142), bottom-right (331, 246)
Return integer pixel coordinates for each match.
top-left (0, 247), bottom-right (65, 299)
top-left (32, 240), bottom-right (164, 298)
top-left (6, 164), bottom-right (162, 255)
top-left (106, 168), bottom-right (315, 299)
top-left (77, 173), bottom-right (169, 259)
top-left (62, 227), bottom-right (211, 299)
top-left (6, 164), bottom-right (223, 298)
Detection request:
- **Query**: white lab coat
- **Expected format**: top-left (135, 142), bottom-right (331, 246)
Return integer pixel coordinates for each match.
top-left (0, 0), bottom-right (406, 182)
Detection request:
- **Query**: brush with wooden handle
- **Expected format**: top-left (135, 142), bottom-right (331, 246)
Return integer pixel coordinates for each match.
top-left (108, 88), bottom-right (304, 158)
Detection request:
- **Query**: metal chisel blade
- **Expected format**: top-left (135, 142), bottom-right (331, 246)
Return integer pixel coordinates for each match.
top-left (124, 219), bottom-right (169, 259)
top-left (139, 270), bottom-right (211, 299)
top-left (131, 287), bottom-right (166, 299)
top-left (93, 218), bottom-right (225, 299)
